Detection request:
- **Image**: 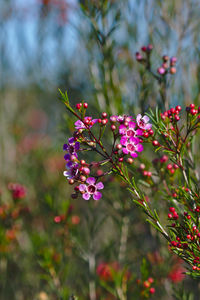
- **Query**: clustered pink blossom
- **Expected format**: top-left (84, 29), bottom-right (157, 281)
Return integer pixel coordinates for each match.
top-left (63, 111), bottom-right (152, 201)
top-left (118, 114), bottom-right (151, 158)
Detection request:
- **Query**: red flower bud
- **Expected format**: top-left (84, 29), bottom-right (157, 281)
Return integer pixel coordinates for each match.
top-left (83, 102), bottom-right (88, 108)
top-left (152, 140), bottom-right (159, 146)
top-left (76, 103), bottom-right (82, 110)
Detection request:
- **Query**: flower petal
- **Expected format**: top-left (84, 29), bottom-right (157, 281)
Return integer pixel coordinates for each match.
top-left (83, 193), bottom-right (90, 200)
top-left (63, 144), bottom-right (68, 151)
top-left (96, 182), bottom-right (104, 190)
top-left (135, 129), bottom-right (143, 136)
top-left (93, 191), bottom-right (102, 200)
top-left (122, 148), bottom-right (129, 154)
top-left (64, 153), bottom-right (70, 161)
top-left (74, 142), bottom-right (80, 151)
top-left (143, 115), bottom-right (149, 123)
top-left (79, 184), bottom-right (87, 192)
top-left (131, 152), bottom-right (138, 158)
top-left (145, 123), bottom-right (152, 130)
top-left (86, 177), bottom-right (96, 185)
top-left (136, 114), bottom-right (142, 123)
top-left (129, 136), bottom-right (139, 144)
top-left (119, 125), bottom-right (126, 135)
top-left (136, 144), bottom-right (144, 152)
top-left (66, 161), bottom-right (73, 168)
top-left (128, 121), bottom-right (136, 129)
top-left (120, 136), bottom-right (127, 146)
top-left (75, 120), bottom-right (84, 129)
top-left (68, 137), bottom-right (74, 144)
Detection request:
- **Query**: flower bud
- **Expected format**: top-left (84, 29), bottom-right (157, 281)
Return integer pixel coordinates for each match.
top-left (101, 119), bottom-right (108, 125)
top-left (68, 179), bottom-right (74, 185)
top-left (110, 116), bottom-right (117, 122)
top-left (163, 55), bottom-right (169, 62)
top-left (127, 158), bottom-right (134, 164)
top-left (83, 167), bottom-right (90, 175)
top-left (76, 103), bottom-right (82, 110)
top-left (111, 125), bottom-right (116, 131)
top-left (102, 112), bottom-right (107, 118)
top-left (116, 144), bottom-right (122, 150)
top-left (170, 67), bottom-right (176, 74)
top-left (157, 67), bottom-right (165, 75)
top-left (80, 175), bottom-right (86, 182)
top-left (83, 102), bottom-right (88, 108)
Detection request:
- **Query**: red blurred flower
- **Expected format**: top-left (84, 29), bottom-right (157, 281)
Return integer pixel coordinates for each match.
top-left (6, 229), bottom-right (16, 241)
top-left (8, 183), bottom-right (26, 199)
top-left (97, 263), bottom-right (113, 281)
top-left (54, 214), bottom-right (65, 223)
top-left (71, 215), bottom-right (80, 225)
top-left (96, 262), bottom-right (125, 281)
top-left (168, 264), bottom-right (186, 283)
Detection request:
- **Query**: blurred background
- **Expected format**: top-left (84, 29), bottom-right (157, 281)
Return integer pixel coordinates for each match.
top-left (1, 0), bottom-right (200, 299)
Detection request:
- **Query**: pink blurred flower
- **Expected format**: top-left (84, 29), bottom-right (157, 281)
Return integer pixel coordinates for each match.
top-left (8, 183), bottom-right (26, 199)
top-left (168, 264), bottom-right (186, 283)
top-left (27, 109), bottom-right (48, 130)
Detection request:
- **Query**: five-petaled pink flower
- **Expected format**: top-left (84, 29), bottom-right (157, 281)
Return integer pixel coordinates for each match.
top-left (120, 136), bottom-right (143, 157)
top-left (79, 177), bottom-right (104, 200)
top-left (136, 114), bottom-right (152, 130)
top-left (119, 121), bottom-right (143, 137)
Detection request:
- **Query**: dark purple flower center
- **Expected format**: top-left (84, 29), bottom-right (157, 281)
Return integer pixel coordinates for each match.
top-left (88, 185), bottom-right (96, 194)
top-left (126, 129), bottom-right (135, 137)
top-left (71, 167), bottom-right (78, 177)
top-left (139, 119), bottom-right (145, 127)
top-left (69, 145), bottom-right (75, 153)
top-left (127, 143), bottom-right (135, 152)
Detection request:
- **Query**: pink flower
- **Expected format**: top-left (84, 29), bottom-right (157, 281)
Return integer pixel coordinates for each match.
top-left (136, 114), bottom-right (152, 130)
top-left (74, 117), bottom-right (97, 130)
top-left (119, 121), bottom-right (143, 137)
top-left (120, 136), bottom-right (143, 158)
top-left (8, 183), bottom-right (26, 199)
top-left (79, 177), bottom-right (104, 200)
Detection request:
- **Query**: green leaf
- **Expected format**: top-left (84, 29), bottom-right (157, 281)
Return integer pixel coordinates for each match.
top-left (138, 179), bottom-right (150, 188)
top-left (59, 88), bottom-right (69, 105)
top-left (146, 219), bottom-right (163, 233)
top-left (140, 258), bottom-right (149, 280)
top-left (100, 280), bottom-right (116, 296)
top-left (59, 89), bottom-right (76, 115)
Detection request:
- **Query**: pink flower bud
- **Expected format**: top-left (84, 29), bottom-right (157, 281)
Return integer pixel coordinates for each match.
top-left (157, 67), bottom-right (166, 75)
